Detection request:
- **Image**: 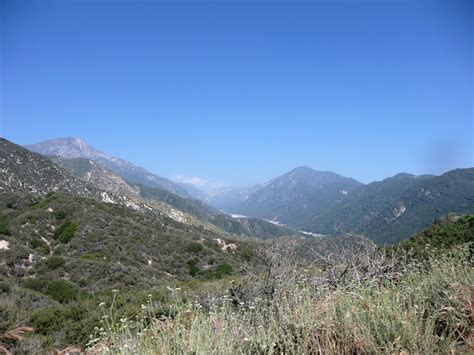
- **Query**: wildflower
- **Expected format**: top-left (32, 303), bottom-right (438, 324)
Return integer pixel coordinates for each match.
top-left (243, 337), bottom-right (250, 342)
top-left (98, 302), bottom-right (106, 307)
top-left (141, 304), bottom-right (146, 309)
top-left (112, 289), bottom-right (119, 293)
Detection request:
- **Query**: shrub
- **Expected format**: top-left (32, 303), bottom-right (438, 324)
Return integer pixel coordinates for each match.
top-left (45, 280), bottom-right (78, 303)
top-left (214, 263), bottom-right (232, 278)
top-left (187, 260), bottom-right (200, 277)
top-left (240, 246), bottom-right (255, 261)
top-left (32, 194), bottom-right (57, 209)
top-left (22, 277), bottom-right (48, 292)
top-left (43, 256), bottom-right (66, 271)
top-left (200, 262), bottom-right (234, 280)
top-left (186, 241), bottom-right (203, 254)
top-left (0, 280), bottom-right (10, 293)
top-left (54, 220), bottom-right (77, 243)
top-left (399, 215), bottom-right (474, 261)
top-left (55, 210), bottom-right (67, 220)
top-left (29, 238), bottom-right (50, 254)
top-left (0, 214), bottom-right (10, 236)
top-left (31, 307), bottom-right (65, 335)
top-left (80, 252), bottom-right (101, 261)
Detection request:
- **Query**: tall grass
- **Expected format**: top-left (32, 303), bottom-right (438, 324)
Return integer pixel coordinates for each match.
top-left (89, 245), bottom-right (473, 354)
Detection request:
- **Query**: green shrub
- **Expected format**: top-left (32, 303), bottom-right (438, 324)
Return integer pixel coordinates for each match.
top-left (45, 280), bottom-right (78, 303)
top-left (55, 210), bottom-right (67, 220)
top-left (54, 220), bottom-right (77, 243)
top-left (187, 260), bottom-right (200, 276)
top-left (399, 215), bottom-right (474, 260)
top-left (31, 306), bottom-right (65, 335)
top-left (240, 246), bottom-right (255, 261)
top-left (80, 252), bottom-right (101, 261)
top-left (43, 256), bottom-right (66, 271)
top-left (200, 262), bottom-right (234, 280)
top-left (0, 214), bottom-right (10, 236)
top-left (29, 238), bottom-right (44, 249)
top-left (22, 277), bottom-right (48, 292)
top-left (32, 194), bottom-right (57, 209)
top-left (186, 241), bottom-right (203, 253)
top-left (0, 281), bottom-right (10, 294)
top-left (214, 263), bottom-right (232, 278)
top-left (29, 238), bottom-right (50, 254)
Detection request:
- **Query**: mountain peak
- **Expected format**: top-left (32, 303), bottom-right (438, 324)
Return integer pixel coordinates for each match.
top-left (25, 137), bottom-right (192, 198)
top-left (391, 172), bottom-right (415, 179)
top-left (25, 137), bottom-right (109, 160)
top-left (290, 165), bottom-right (315, 174)
top-left (233, 165), bottom-right (364, 224)
top-left (287, 166), bottom-right (350, 181)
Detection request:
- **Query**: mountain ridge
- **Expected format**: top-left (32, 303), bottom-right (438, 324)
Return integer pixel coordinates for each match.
top-left (25, 137), bottom-right (191, 198)
top-left (20, 137), bottom-right (474, 244)
top-left (34, 143), bottom-right (297, 239)
top-left (231, 165), bottom-right (364, 226)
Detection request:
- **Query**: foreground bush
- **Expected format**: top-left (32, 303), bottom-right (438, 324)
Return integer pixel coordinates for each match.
top-left (44, 280), bottom-right (78, 303)
top-left (89, 245), bottom-right (473, 354)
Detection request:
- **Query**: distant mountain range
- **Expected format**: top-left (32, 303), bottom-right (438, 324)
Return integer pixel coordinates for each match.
top-left (231, 166), bottom-right (363, 226)
top-left (23, 137), bottom-right (474, 244)
top-left (225, 166), bottom-right (474, 244)
top-left (18, 138), bottom-right (295, 239)
top-left (26, 137), bottom-right (191, 198)
top-left (359, 168), bottom-right (474, 244)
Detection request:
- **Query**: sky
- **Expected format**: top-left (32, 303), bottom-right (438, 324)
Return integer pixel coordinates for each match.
top-left (1, 0), bottom-right (472, 186)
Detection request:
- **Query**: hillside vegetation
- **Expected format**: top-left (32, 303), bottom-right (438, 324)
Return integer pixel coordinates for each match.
top-left (85, 217), bottom-right (473, 354)
top-left (0, 190), bottom-right (268, 348)
top-left (0, 137), bottom-right (472, 353)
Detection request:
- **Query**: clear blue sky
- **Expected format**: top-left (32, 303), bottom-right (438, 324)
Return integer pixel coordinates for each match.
top-left (1, 0), bottom-right (472, 185)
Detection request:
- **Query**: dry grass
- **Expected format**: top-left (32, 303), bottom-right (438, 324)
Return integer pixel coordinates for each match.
top-left (87, 245), bottom-right (473, 354)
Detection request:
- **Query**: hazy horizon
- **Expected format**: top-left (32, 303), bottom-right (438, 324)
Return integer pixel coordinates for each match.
top-left (2, 0), bottom-right (472, 185)
top-left (15, 135), bottom-right (472, 189)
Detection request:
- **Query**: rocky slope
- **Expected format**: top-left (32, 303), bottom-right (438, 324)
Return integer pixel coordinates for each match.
top-left (51, 157), bottom-right (140, 198)
top-left (1, 138), bottom-right (105, 201)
